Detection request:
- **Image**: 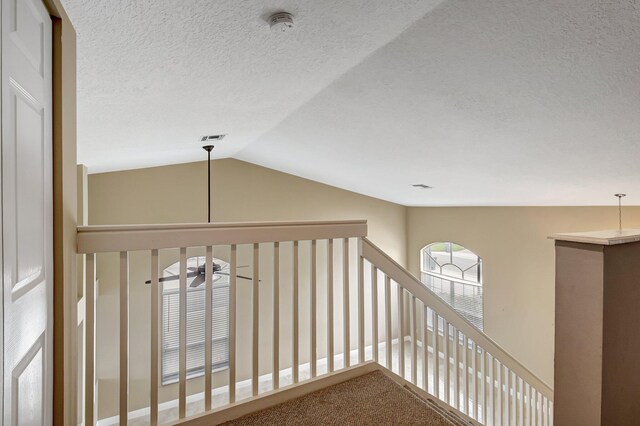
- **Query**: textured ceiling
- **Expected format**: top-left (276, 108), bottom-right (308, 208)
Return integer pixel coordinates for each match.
top-left (63, 0), bottom-right (442, 171)
top-left (66, 0), bottom-right (640, 205)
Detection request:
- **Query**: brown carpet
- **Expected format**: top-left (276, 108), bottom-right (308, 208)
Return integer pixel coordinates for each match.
top-left (221, 371), bottom-right (462, 425)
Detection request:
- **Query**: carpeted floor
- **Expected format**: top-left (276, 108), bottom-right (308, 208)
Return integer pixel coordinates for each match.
top-left (221, 371), bottom-right (461, 425)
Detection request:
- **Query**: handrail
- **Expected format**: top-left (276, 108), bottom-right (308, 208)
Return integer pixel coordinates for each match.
top-left (77, 220), bottom-right (367, 253)
top-left (360, 237), bottom-right (553, 399)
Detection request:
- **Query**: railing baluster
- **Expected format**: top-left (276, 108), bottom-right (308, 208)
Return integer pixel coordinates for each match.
top-left (501, 364), bottom-right (506, 424)
top-left (410, 295), bottom-right (417, 384)
top-left (385, 275), bottom-right (392, 370)
top-left (120, 251), bottom-right (129, 425)
top-left (537, 389), bottom-right (541, 426)
top-left (229, 244), bottom-right (237, 403)
top-left (327, 240), bottom-right (334, 373)
top-left (531, 388), bottom-right (539, 426)
top-left (178, 248), bottom-right (187, 418)
top-left (501, 364), bottom-right (506, 426)
top-left (453, 328), bottom-right (459, 410)
top-left (432, 311), bottom-right (439, 399)
top-left (443, 320), bottom-right (449, 405)
top-left (273, 242), bottom-right (280, 389)
top-left (505, 366), bottom-right (510, 425)
top-left (497, 360), bottom-right (503, 426)
top-left (204, 247), bottom-right (213, 411)
top-left (85, 253), bottom-right (96, 426)
top-left (532, 385), bottom-right (537, 426)
top-left (252, 243), bottom-right (259, 396)
top-left (358, 248), bottom-right (364, 364)
top-left (311, 240), bottom-right (317, 377)
top-left (489, 354), bottom-right (495, 426)
top-left (343, 238), bottom-right (350, 368)
top-left (530, 387), bottom-right (535, 426)
top-left (422, 304), bottom-right (428, 392)
top-left (371, 265), bottom-right (378, 363)
top-left (511, 370), bottom-right (516, 426)
top-left (518, 378), bottom-right (524, 426)
top-left (471, 341), bottom-right (477, 420)
top-left (397, 285), bottom-right (405, 378)
top-left (481, 348), bottom-right (486, 424)
top-left (293, 241), bottom-right (299, 383)
top-left (150, 250), bottom-right (159, 424)
top-left (525, 382), bottom-right (530, 426)
top-left (463, 335), bottom-right (468, 415)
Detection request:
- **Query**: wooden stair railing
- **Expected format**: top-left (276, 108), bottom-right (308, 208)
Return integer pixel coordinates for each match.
top-left (77, 221), bottom-right (552, 425)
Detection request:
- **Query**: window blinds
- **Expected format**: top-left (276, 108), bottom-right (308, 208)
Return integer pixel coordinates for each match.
top-left (161, 283), bottom-right (230, 384)
top-left (421, 274), bottom-right (483, 330)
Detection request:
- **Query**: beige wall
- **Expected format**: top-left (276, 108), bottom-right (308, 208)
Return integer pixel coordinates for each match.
top-left (407, 206), bottom-right (640, 385)
top-left (89, 159), bottom-right (406, 264)
top-left (89, 157), bottom-right (640, 414)
top-left (88, 159), bottom-right (407, 418)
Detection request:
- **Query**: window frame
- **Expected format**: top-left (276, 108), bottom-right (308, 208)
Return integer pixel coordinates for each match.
top-left (420, 242), bottom-right (484, 330)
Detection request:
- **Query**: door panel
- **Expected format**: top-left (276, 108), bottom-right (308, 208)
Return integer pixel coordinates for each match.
top-left (12, 333), bottom-right (45, 425)
top-left (13, 84), bottom-right (45, 296)
top-left (2, 0), bottom-right (53, 424)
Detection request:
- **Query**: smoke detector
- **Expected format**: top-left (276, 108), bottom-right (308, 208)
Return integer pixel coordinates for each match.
top-left (269, 12), bottom-right (294, 33)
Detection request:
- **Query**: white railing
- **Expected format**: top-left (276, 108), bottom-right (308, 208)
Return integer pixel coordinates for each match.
top-left (78, 220), bottom-right (552, 425)
top-left (362, 238), bottom-right (553, 425)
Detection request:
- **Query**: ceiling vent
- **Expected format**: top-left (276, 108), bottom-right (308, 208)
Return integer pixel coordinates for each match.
top-left (412, 184), bottom-right (432, 189)
top-left (200, 135), bottom-right (226, 142)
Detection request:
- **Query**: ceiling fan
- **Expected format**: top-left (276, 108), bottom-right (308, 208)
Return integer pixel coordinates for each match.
top-left (145, 143), bottom-right (256, 288)
top-left (144, 260), bottom-right (253, 287)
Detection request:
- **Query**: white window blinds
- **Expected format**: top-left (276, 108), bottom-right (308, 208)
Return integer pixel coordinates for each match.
top-left (161, 281), bottom-right (229, 384)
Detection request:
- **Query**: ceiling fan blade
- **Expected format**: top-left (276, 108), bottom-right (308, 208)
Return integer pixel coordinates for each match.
top-left (216, 272), bottom-right (257, 281)
top-left (145, 274), bottom-right (178, 284)
top-left (189, 275), bottom-right (206, 288)
top-left (145, 271), bottom-right (198, 284)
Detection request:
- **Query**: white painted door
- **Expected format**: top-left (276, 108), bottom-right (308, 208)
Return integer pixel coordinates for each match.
top-left (1, 0), bottom-right (53, 424)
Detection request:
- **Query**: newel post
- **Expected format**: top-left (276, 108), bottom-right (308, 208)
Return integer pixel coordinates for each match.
top-left (551, 229), bottom-right (640, 426)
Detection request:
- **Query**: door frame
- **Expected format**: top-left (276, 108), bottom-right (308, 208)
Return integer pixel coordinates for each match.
top-left (41, 1), bottom-right (77, 424)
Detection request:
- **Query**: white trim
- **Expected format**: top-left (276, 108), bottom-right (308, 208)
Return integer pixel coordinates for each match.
top-left (77, 220), bottom-right (368, 254)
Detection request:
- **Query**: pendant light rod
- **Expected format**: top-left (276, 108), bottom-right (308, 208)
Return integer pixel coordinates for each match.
top-left (615, 193), bottom-right (626, 232)
top-left (203, 145), bottom-right (214, 223)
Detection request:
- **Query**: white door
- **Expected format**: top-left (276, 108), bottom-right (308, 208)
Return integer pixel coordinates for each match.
top-left (1, 0), bottom-right (53, 424)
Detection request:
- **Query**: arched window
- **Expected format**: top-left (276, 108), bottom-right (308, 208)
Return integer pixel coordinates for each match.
top-left (421, 242), bottom-right (483, 330)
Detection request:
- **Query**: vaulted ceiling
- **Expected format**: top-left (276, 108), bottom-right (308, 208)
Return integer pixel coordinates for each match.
top-left (64, 0), bottom-right (640, 205)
